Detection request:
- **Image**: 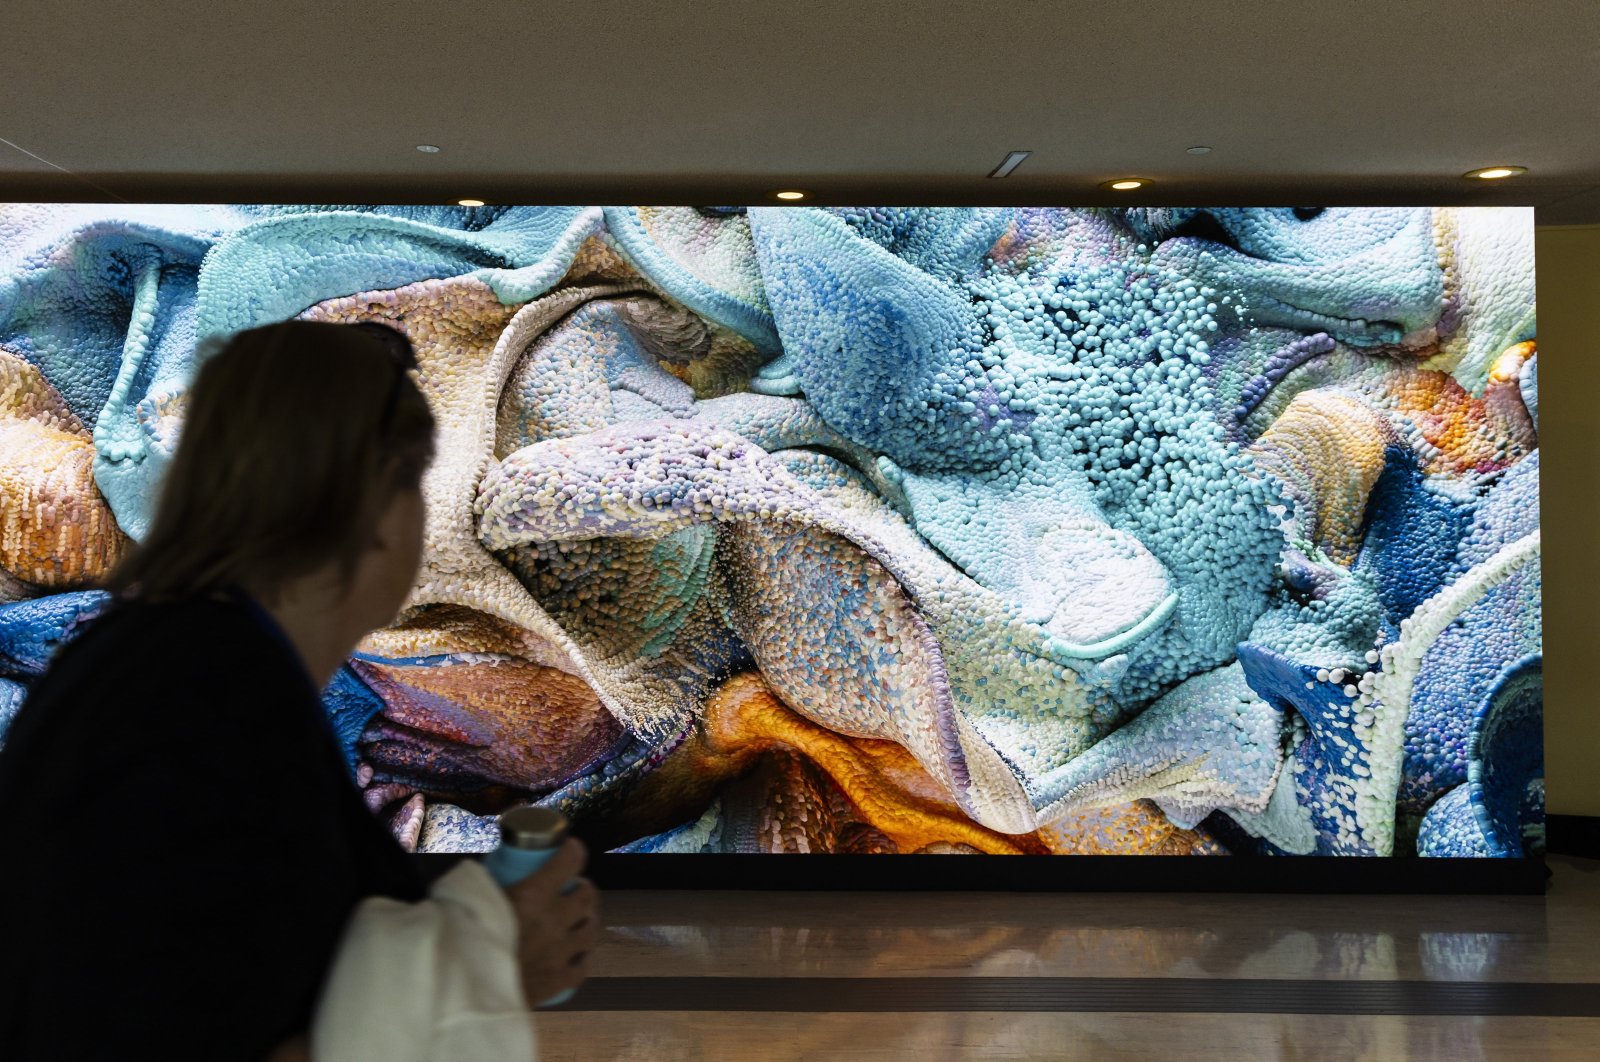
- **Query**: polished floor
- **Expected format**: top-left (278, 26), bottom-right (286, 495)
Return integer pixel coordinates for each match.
top-left (539, 855), bottom-right (1600, 1060)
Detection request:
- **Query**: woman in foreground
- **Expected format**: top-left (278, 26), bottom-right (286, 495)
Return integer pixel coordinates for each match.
top-left (0, 321), bottom-right (597, 1061)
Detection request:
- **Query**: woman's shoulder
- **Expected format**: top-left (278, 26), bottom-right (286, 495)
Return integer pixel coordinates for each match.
top-left (71, 595), bottom-right (275, 667)
top-left (22, 594), bottom-right (308, 730)
top-left (0, 594), bottom-right (320, 815)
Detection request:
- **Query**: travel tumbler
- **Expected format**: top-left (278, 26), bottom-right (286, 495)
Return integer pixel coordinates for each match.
top-left (480, 805), bottom-right (578, 1007)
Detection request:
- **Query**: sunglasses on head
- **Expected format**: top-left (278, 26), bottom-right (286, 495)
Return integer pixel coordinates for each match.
top-left (348, 322), bottom-right (420, 435)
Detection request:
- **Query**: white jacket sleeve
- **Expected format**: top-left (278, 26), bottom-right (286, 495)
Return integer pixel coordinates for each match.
top-left (310, 860), bottom-right (537, 1062)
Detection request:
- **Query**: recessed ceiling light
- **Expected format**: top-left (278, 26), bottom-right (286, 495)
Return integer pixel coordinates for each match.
top-left (988, 151), bottom-right (1032, 178)
top-left (458, 198), bottom-right (486, 207)
top-left (1102, 178), bottom-right (1150, 191)
top-left (774, 190), bottom-right (806, 201)
top-left (416, 144), bottom-right (441, 154)
top-left (1463, 165), bottom-right (1526, 180)
top-left (1186, 146), bottom-right (1212, 155)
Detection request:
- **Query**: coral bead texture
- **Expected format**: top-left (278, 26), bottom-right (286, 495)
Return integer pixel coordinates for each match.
top-left (0, 204), bottom-right (1541, 858)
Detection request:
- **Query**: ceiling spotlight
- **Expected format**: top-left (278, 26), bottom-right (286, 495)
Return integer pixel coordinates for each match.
top-left (416, 144), bottom-right (441, 153)
top-left (988, 151), bottom-right (1032, 178)
top-left (1186, 146), bottom-right (1212, 155)
top-left (1102, 178), bottom-right (1150, 191)
top-left (458, 198), bottom-right (486, 207)
top-left (1463, 165), bottom-right (1526, 180)
top-left (774, 190), bottom-right (806, 201)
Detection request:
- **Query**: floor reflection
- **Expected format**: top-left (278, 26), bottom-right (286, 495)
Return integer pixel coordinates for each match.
top-left (545, 858), bottom-right (1599, 1060)
top-left (590, 857), bottom-right (1598, 983)
top-left (603, 921), bottom-right (1514, 981)
top-left (540, 1011), bottom-right (1600, 1062)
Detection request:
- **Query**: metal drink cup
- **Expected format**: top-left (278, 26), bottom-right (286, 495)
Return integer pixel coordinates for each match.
top-left (481, 806), bottom-right (578, 1007)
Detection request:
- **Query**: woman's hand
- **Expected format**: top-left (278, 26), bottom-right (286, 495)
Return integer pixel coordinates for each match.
top-left (504, 837), bottom-right (600, 1007)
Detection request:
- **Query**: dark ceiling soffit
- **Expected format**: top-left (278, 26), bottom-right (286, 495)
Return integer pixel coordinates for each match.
top-left (0, 171), bottom-right (1575, 210)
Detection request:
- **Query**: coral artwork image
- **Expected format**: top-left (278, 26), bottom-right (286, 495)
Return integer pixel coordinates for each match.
top-left (0, 204), bottom-right (1541, 857)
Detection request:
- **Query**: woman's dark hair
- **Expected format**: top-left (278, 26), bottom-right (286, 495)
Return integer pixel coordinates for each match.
top-left (105, 320), bottom-right (435, 604)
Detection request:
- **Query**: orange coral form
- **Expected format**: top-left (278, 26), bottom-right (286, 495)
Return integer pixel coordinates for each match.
top-left (0, 348), bottom-right (128, 587)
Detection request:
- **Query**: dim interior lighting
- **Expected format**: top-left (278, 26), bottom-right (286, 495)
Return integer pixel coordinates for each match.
top-left (1103, 178), bottom-right (1149, 191)
top-left (458, 198), bottom-right (486, 207)
top-left (415, 144), bottom-right (441, 153)
top-left (774, 190), bottom-right (806, 201)
top-left (1464, 165), bottom-right (1526, 180)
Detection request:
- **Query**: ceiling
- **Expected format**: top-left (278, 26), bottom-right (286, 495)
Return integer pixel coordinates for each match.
top-left (4, 0), bottom-right (1599, 221)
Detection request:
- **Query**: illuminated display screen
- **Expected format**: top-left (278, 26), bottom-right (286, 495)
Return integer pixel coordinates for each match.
top-left (0, 205), bottom-right (1541, 859)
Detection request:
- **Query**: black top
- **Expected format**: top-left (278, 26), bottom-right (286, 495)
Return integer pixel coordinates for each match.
top-left (0, 595), bottom-right (425, 1061)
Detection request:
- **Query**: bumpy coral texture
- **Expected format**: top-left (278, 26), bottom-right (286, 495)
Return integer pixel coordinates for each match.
top-left (0, 204), bottom-right (1541, 858)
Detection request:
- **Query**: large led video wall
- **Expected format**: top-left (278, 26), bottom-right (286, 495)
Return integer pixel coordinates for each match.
top-left (0, 205), bottom-right (1541, 859)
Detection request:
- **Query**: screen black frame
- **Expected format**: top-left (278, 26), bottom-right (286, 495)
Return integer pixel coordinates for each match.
top-left (413, 853), bottom-right (1548, 894)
